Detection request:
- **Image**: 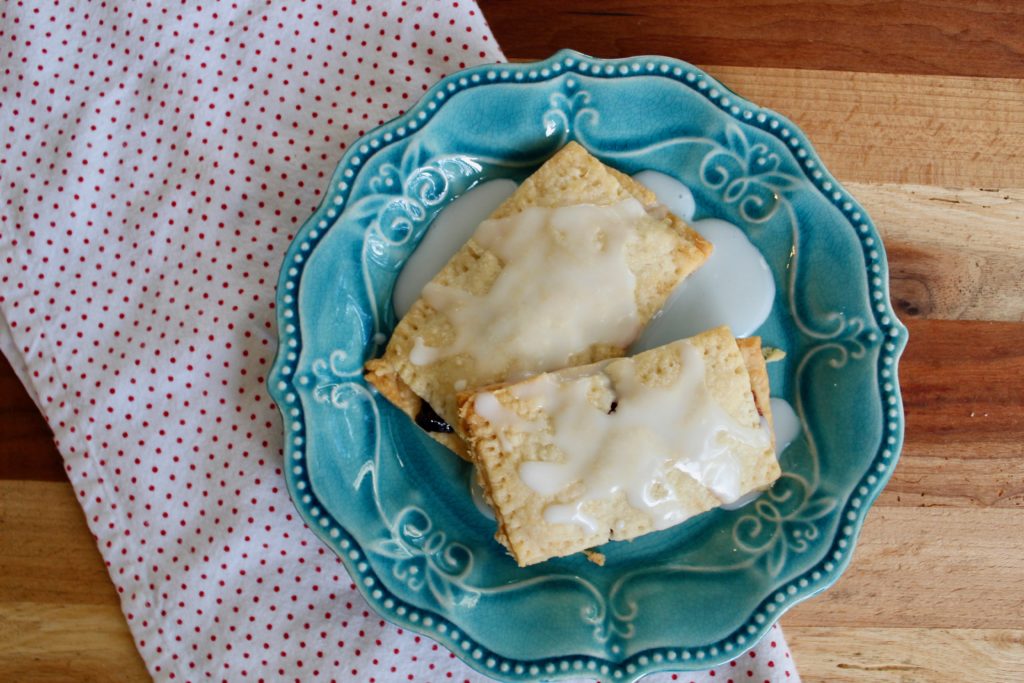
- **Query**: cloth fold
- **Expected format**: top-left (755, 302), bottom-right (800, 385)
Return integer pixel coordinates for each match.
top-left (0, 1), bottom-right (798, 681)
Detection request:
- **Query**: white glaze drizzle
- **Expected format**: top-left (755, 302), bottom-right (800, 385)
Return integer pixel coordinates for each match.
top-left (769, 397), bottom-right (802, 453)
top-left (469, 473), bottom-right (496, 521)
top-left (474, 341), bottom-right (770, 532)
top-left (393, 179), bottom-right (517, 320)
top-left (412, 199), bottom-right (648, 380)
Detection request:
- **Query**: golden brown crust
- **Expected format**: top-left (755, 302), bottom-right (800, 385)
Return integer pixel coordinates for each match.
top-left (606, 165), bottom-right (713, 265)
top-left (460, 328), bottom-right (781, 566)
top-left (736, 336), bottom-right (775, 451)
top-left (364, 358), bottom-right (469, 459)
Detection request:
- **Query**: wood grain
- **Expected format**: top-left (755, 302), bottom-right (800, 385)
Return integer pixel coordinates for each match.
top-left (481, 0), bottom-right (1024, 78)
top-left (0, 481), bottom-right (150, 682)
top-left (785, 627), bottom-right (1024, 683)
top-left (701, 67), bottom-right (1024, 188)
top-left (785, 506), bottom-right (1024, 630)
top-left (0, 603), bottom-right (150, 683)
top-left (2, 481), bottom-right (121, 606)
top-left (0, 352), bottom-right (61, 482)
top-left (879, 320), bottom-right (1024, 508)
top-left (853, 184), bottom-right (1024, 322)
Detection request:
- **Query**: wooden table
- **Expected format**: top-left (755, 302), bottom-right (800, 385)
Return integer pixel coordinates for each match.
top-left (2, 2), bottom-right (1023, 681)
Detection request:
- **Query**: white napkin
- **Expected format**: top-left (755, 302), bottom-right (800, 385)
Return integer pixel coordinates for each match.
top-left (0, 1), bottom-right (799, 681)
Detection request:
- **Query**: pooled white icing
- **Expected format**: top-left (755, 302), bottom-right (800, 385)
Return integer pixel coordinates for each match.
top-left (474, 342), bottom-right (770, 532)
top-left (469, 474), bottom-right (496, 521)
top-left (632, 218), bottom-right (775, 352)
top-left (409, 337), bottom-right (441, 366)
top-left (412, 199), bottom-right (649, 380)
top-left (629, 170), bottom-right (775, 352)
top-left (631, 170), bottom-right (696, 222)
top-left (770, 397), bottom-right (802, 453)
top-left (393, 179), bottom-right (517, 319)
top-left (721, 398), bottom-right (801, 511)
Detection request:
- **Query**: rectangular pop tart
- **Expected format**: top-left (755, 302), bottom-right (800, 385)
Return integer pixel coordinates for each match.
top-left (458, 326), bottom-right (780, 566)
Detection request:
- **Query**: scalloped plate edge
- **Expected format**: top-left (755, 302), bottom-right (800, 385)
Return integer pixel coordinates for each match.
top-left (268, 49), bottom-right (909, 682)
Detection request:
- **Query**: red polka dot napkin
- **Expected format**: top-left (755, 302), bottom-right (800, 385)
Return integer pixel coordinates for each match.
top-left (0, 1), bottom-right (799, 681)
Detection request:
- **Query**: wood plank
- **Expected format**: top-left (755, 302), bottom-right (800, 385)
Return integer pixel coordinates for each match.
top-left (784, 626), bottom-right (1024, 683)
top-left (701, 67), bottom-right (1024, 187)
top-left (482, 0), bottom-right (1024, 79)
top-left (0, 603), bottom-right (151, 683)
top-left (476, 65), bottom-right (1024, 188)
top-left (0, 481), bottom-right (149, 680)
top-left (785, 507), bottom-right (1024, 629)
top-left (853, 184), bottom-right (1024, 322)
top-left (880, 319), bottom-right (1024, 508)
top-left (0, 352), bottom-right (62, 482)
top-left (0, 481), bottom-right (123, 607)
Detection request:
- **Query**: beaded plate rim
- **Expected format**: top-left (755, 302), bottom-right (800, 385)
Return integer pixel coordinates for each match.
top-left (268, 49), bottom-right (909, 682)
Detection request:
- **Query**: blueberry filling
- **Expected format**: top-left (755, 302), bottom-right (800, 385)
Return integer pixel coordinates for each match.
top-left (415, 401), bottom-right (454, 433)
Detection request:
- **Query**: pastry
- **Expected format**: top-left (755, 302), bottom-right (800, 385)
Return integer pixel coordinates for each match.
top-left (458, 326), bottom-right (780, 566)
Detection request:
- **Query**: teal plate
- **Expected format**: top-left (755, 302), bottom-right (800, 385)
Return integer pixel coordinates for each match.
top-left (269, 50), bottom-right (908, 681)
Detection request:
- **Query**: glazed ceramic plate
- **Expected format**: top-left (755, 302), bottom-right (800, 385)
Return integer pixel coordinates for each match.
top-left (269, 50), bottom-right (908, 681)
